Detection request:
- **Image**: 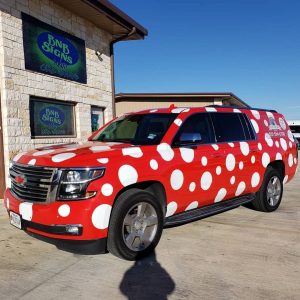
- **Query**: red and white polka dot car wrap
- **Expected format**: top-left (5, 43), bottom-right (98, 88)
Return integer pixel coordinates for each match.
top-left (4, 106), bottom-right (298, 241)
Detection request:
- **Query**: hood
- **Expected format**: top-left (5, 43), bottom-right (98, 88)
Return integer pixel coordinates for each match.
top-left (12, 141), bottom-right (146, 167)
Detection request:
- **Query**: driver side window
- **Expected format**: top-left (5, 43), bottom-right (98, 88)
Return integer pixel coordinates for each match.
top-left (173, 113), bottom-right (215, 146)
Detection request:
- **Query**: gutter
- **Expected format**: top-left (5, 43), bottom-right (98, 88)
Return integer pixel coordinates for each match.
top-left (110, 27), bottom-right (137, 118)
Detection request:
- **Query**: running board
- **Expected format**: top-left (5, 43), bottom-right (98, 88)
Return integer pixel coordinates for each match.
top-left (164, 194), bottom-right (255, 227)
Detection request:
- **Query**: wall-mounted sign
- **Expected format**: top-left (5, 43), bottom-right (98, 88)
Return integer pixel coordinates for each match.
top-left (30, 98), bottom-right (76, 137)
top-left (22, 13), bottom-right (87, 84)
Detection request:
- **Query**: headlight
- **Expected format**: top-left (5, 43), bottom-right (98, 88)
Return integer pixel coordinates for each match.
top-left (58, 168), bottom-right (105, 200)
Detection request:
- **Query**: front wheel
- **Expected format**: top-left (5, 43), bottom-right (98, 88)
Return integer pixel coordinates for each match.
top-left (251, 167), bottom-right (283, 212)
top-left (107, 189), bottom-right (164, 260)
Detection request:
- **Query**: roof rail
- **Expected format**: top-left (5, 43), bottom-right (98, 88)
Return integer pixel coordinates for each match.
top-left (206, 105), bottom-right (277, 113)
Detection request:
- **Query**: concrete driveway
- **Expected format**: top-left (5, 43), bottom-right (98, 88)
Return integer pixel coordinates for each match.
top-left (0, 170), bottom-right (299, 299)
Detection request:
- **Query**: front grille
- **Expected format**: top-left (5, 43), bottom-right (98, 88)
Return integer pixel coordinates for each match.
top-left (10, 163), bottom-right (57, 203)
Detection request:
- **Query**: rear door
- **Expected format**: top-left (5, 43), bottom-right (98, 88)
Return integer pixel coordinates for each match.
top-left (210, 112), bottom-right (257, 200)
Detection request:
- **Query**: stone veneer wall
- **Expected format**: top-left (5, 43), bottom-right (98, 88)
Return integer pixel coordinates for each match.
top-left (0, 0), bottom-right (113, 183)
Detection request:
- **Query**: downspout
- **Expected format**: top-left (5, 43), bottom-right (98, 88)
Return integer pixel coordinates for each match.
top-left (110, 27), bottom-right (137, 117)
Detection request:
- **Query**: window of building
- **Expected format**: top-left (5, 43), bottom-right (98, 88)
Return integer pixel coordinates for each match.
top-left (211, 112), bottom-right (245, 142)
top-left (30, 97), bottom-right (76, 138)
top-left (91, 107), bottom-right (105, 132)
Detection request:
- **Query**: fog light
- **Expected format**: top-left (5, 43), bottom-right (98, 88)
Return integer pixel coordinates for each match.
top-left (66, 225), bottom-right (80, 235)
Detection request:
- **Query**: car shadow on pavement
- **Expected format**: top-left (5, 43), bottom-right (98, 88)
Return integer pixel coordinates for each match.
top-left (119, 251), bottom-right (175, 300)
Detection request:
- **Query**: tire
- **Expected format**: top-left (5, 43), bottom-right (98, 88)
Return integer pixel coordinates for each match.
top-left (250, 167), bottom-right (283, 212)
top-left (107, 188), bottom-right (164, 260)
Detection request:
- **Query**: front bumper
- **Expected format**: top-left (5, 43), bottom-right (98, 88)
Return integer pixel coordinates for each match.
top-left (4, 189), bottom-right (109, 242)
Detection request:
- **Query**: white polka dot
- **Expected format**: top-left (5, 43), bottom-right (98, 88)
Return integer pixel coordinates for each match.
top-left (6, 198), bottom-right (9, 210)
top-left (265, 133), bottom-right (273, 147)
top-left (101, 183), bottom-right (113, 196)
top-left (97, 158), bottom-right (109, 164)
top-left (189, 182), bottom-right (196, 192)
top-left (122, 147), bottom-right (143, 158)
top-left (215, 188), bottom-right (227, 203)
top-left (90, 145), bottom-right (111, 152)
top-left (201, 156), bottom-right (208, 166)
top-left (230, 176), bottom-right (235, 185)
top-left (58, 204), bottom-right (70, 217)
top-left (288, 154), bottom-right (293, 167)
top-left (228, 143), bottom-right (234, 148)
top-left (170, 169), bottom-right (184, 190)
top-left (212, 144), bottom-right (219, 151)
top-left (226, 154), bottom-right (235, 171)
top-left (251, 119), bottom-right (259, 133)
top-left (267, 111), bottom-right (274, 119)
top-left (258, 143), bottom-right (262, 151)
top-left (185, 201), bottom-right (198, 211)
top-left (200, 171), bottom-right (213, 190)
top-left (150, 159), bottom-right (158, 170)
top-left (251, 172), bottom-right (260, 187)
top-left (33, 149), bottom-right (55, 156)
top-left (118, 165), bottom-right (138, 187)
top-left (287, 130), bottom-right (294, 142)
top-left (262, 152), bottom-right (270, 168)
top-left (283, 175), bottom-right (288, 184)
top-left (19, 202), bottom-right (33, 221)
top-left (180, 147), bottom-right (194, 163)
top-left (294, 158), bottom-right (297, 165)
top-left (235, 182), bottom-right (246, 196)
top-left (52, 153), bottom-right (76, 163)
top-left (264, 119), bottom-right (269, 127)
top-left (289, 141), bottom-right (292, 148)
top-left (279, 118), bottom-right (286, 130)
top-left (251, 155), bottom-right (255, 164)
top-left (276, 153), bottom-right (282, 160)
top-left (28, 159), bottom-right (36, 165)
top-left (182, 108), bottom-right (190, 113)
top-left (239, 161), bottom-right (244, 170)
top-left (150, 109), bottom-right (158, 113)
top-left (280, 138), bottom-right (287, 151)
top-left (275, 141), bottom-right (279, 148)
top-left (157, 143), bottom-right (174, 161)
top-left (13, 152), bottom-right (26, 162)
top-left (251, 110), bottom-right (260, 119)
top-left (174, 118), bottom-right (182, 126)
top-left (165, 201), bottom-right (177, 217)
top-left (205, 107), bottom-right (217, 112)
top-left (92, 204), bottom-right (112, 229)
top-left (171, 108), bottom-right (187, 113)
top-left (216, 166), bottom-right (222, 175)
top-left (240, 142), bottom-right (250, 156)
top-left (233, 109), bottom-right (241, 113)
top-left (64, 148), bottom-right (77, 152)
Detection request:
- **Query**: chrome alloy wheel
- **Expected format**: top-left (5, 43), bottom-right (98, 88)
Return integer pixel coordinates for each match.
top-left (122, 202), bottom-right (158, 252)
top-left (266, 176), bottom-right (282, 206)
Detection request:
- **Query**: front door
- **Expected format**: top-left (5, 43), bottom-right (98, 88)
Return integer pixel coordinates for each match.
top-left (0, 101), bottom-right (6, 198)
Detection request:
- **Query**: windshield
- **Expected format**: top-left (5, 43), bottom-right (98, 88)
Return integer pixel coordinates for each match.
top-left (92, 113), bottom-right (177, 145)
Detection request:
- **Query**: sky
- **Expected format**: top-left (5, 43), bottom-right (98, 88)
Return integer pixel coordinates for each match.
top-left (112, 0), bottom-right (300, 120)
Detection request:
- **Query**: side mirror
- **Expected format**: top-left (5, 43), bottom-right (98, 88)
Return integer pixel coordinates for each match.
top-left (179, 132), bottom-right (202, 144)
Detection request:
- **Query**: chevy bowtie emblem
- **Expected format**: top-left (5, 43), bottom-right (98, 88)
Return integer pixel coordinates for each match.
top-left (15, 175), bottom-right (26, 185)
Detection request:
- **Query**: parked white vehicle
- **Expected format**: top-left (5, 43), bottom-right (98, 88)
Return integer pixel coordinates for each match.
top-left (288, 120), bottom-right (300, 148)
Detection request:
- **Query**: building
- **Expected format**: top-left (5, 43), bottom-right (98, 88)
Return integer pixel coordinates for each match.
top-left (0, 0), bottom-right (147, 195)
top-left (115, 92), bottom-right (250, 116)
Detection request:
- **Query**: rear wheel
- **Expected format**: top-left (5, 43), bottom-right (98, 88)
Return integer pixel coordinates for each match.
top-left (107, 189), bottom-right (164, 260)
top-left (250, 167), bottom-right (283, 212)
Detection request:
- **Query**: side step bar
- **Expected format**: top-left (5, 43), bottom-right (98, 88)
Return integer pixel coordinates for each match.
top-left (164, 194), bottom-right (255, 227)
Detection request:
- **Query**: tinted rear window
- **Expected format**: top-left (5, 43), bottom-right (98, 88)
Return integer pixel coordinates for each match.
top-left (211, 113), bottom-right (246, 142)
